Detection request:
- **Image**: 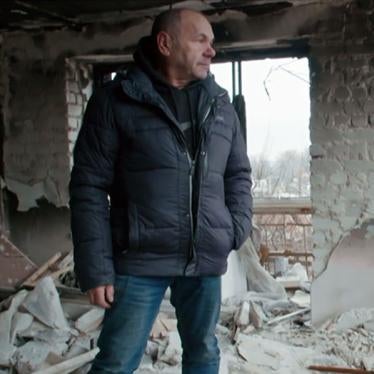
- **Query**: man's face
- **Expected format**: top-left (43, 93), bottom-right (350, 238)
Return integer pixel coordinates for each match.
top-left (169, 11), bottom-right (216, 81)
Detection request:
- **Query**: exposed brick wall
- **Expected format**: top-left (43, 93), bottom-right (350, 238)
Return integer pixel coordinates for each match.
top-left (310, 6), bottom-right (374, 277)
top-left (65, 59), bottom-right (93, 168)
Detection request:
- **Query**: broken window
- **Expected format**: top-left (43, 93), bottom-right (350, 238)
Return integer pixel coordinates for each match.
top-left (211, 58), bottom-right (313, 280)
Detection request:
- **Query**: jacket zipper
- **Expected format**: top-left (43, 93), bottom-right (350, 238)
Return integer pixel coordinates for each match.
top-left (186, 97), bottom-right (218, 263)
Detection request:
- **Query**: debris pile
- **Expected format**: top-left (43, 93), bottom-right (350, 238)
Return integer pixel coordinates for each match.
top-left (0, 276), bottom-right (99, 373)
top-left (1, 249), bottom-right (374, 373)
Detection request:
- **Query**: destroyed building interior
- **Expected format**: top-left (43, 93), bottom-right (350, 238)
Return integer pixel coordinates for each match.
top-left (1, 0), bottom-right (374, 373)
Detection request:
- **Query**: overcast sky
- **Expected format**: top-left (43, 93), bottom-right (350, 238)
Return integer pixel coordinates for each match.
top-left (211, 57), bottom-right (311, 161)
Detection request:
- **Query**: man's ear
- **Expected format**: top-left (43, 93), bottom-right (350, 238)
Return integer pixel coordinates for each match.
top-left (157, 31), bottom-right (173, 57)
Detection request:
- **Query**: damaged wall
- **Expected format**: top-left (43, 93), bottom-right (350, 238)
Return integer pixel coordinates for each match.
top-left (4, 56), bottom-right (69, 209)
top-left (309, 2), bottom-right (374, 323)
top-left (1, 20), bottom-right (152, 261)
top-left (309, 0), bottom-right (374, 276)
top-left (2, 18), bottom-right (153, 211)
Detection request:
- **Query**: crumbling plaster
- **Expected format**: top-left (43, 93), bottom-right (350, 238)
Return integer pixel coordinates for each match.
top-left (2, 18), bottom-right (153, 211)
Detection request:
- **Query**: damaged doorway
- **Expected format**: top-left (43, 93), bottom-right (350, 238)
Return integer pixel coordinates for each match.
top-left (211, 58), bottom-right (313, 282)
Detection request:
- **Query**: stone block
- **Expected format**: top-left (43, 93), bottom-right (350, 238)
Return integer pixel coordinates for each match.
top-left (351, 86), bottom-right (368, 101)
top-left (311, 173), bottom-right (326, 188)
top-left (343, 101), bottom-right (365, 116)
top-left (333, 113), bottom-right (350, 127)
top-left (310, 127), bottom-right (344, 144)
top-left (68, 129), bottom-right (78, 143)
top-left (325, 143), bottom-right (349, 161)
top-left (311, 159), bottom-right (343, 176)
top-left (344, 160), bottom-right (374, 174)
top-left (68, 117), bottom-right (78, 130)
top-left (364, 99), bottom-right (374, 114)
top-left (369, 114), bottom-right (374, 126)
top-left (68, 81), bottom-right (79, 94)
top-left (351, 115), bottom-right (368, 128)
top-left (349, 142), bottom-right (368, 160)
top-left (334, 86), bottom-right (351, 101)
top-left (309, 144), bottom-right (326, 158)
top-left (347, 128), bottom-right (374, 141)
top-left (66, 93), bottom-right (76, 104)
top-left (22, 276), bottom-right (69, 330)
top-left (76, 94), bottom-right (83, 105)
top-left (329, 171), bottom-right (346, 185)
top-left (68, 104), bottom-right (82, 117)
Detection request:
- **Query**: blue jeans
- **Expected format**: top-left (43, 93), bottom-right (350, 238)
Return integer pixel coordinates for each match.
top-left (89, 275), bottom-right (221, 374)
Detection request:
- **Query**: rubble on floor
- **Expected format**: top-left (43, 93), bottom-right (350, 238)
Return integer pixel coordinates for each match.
top-left (1, 270), bottom-right (374, 374)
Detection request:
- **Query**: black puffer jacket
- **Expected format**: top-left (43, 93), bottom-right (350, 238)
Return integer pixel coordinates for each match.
top-left (70, 66), bottom-right (252, 292)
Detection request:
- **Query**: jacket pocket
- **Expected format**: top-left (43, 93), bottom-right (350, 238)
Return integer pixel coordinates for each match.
top-left (128, 203), bottom-right (139, 250)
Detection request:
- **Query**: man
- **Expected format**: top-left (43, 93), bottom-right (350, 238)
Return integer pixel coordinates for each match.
top-left (70, 8), bottom-right (252, 374)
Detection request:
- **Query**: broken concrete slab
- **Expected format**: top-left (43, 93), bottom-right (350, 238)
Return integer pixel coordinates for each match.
top-left (0, 289), bottom-right (29, 363)
top-left (237, 238), bottom-right (287, 299)
top-left (333, 308), bottom-right (374, 332)
top-left (32, 348), bottom-right (99, 374)
top-left (62, 301), bottom-right (93, 321)
top-left (290, 290), bottom-right (311, 308)
top-left (249, 301), bottom-right (267, 329)
top-left (74, 307), bottom-right (104, 333)
top-left (0, 343), bottom-right (16, 368)
top-left (32, 328), bottom-right (73, 345)
top-left (312, 220), bottom-right (374, 326)
top-left (234, 301), bottom-right (250, 327)
top-left (22, 276), bottom-right (70, 330)
top-left (18, 320), bottom-right (52, 340)
top-left (236, 335), bottom-right (346, 374)
top-left (12, 341), bottom-right (52, 373)
top-left (10, 311), bottom-right (33, 344)
top-left (13, 339), bottom-right (69, 372)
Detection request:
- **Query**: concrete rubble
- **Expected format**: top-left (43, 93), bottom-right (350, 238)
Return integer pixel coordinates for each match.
top-left (0, 269), bottom-right (373, 374)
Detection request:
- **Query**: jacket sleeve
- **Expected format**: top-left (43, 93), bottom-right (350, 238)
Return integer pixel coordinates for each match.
top-left (69, 88), bottom-right (119, 292)
top-left (224, 111), bottom-right (253, 250)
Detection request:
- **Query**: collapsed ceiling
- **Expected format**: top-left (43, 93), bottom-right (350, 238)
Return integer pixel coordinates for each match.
top-left (0, 0), bottom-right (350, 32)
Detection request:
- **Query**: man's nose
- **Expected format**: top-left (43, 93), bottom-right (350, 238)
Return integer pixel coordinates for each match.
top-left (205, 44), bottom-right (216, 58)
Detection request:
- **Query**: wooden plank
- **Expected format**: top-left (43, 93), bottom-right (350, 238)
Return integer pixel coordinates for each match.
top-left (308, 365), bottom-right (374, 373)
top-left (20, 252), bottom-right (62, 287)
top-left (253, 198), bottom-right (312, 215)
top-left (267, 307), bottom-right (310, 326)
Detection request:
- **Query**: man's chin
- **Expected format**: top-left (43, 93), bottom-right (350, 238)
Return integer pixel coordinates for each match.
top-left (194, 70), bottom-right (209, 80)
